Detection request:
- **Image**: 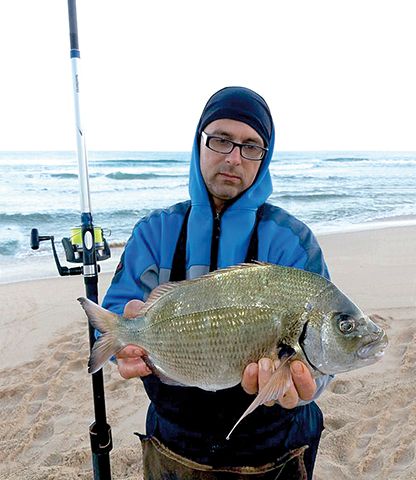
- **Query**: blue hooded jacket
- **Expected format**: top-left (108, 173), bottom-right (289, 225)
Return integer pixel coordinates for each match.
top-left (102, 90), bottom-right (331, 469)
top-left (103, 127), bottom-right (328, 305)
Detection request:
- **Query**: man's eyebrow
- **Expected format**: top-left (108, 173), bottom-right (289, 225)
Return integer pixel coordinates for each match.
top-left (209, 129), bottom-right (232, 138)
top-left (209, 129), bottom-right (262, 145)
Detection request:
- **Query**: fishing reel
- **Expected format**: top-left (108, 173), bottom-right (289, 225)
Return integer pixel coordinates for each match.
top-left (62, 227), bottom-right (111, 263)
top-left (30, 226), bottom-right (111, 277)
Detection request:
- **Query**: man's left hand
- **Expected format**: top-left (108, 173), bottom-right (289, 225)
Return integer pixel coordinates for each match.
top-left (241, 358), bottom-right (316, 409)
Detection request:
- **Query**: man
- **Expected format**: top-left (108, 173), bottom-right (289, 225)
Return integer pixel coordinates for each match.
top-left (102, 86), bottom-right (331, 479)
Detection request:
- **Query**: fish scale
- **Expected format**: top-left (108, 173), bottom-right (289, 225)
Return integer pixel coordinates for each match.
top-left (132, 306), bottom-right (282, 390)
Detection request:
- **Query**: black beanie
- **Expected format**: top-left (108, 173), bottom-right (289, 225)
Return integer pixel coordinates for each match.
top-left (197, 86), bottom-right (273, 146)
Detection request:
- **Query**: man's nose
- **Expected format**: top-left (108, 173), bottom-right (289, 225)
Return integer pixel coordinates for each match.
top-left (225, 145), bottom-right (242, 165)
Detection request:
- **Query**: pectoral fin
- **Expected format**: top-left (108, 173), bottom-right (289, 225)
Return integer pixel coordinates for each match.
top-left (226, 354), bottom-right (294, 440)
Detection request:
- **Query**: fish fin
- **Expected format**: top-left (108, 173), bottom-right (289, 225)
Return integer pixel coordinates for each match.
top-left (168, 262), bottom-right (269, 287)
top-left (207, 262), bottom-right (270, 275)
top-left (77, 297), bottom-right (126, 373)
top-left (141, 263), bottom-right (272, 310)
top-left (251, 260), bottom-right (271, 267)
top-left (88, 333), bottom-right (125, 374)
top-left (226, 354), bottom-right (294, 440)
top-left (143, 282), bottom-right (180, 311)
top-left (77, 297), bottom-right (120, 333)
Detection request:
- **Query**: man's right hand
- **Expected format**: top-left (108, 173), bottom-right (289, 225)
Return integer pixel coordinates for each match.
top-left (116, 299), bottom-right (152, 379)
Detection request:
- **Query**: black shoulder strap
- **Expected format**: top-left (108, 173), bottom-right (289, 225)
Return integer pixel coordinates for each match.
top-left (169, 205), bottom-right (191, 281)
top-left (169, 203), bottom-right (265, 281)
top-left (244, 204), bottom-right (265, 263)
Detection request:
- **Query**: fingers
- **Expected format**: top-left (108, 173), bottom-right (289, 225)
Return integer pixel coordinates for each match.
top-left (116, 344), bottom-right (151, 379)
top-left (242, 358), bottom-right (276, 396)
top-left (118, 300), bottom-right (148, 379)
top-left (117, 356), bottom-right (151, 379)
top-left (278, 361), bottom-right (317, 408)
top-left (241, 363), bottom-right (259, 395)
top-left (241, 359), bottom-right (278, 406)
top-left (290, 361), bottom-right (316, 401)
top-left (124, 299), bottom-right (145, 318)
top-left (241, 358), bottom-right (317, 410)
top-left (116, 344), bottom-right (146, 359)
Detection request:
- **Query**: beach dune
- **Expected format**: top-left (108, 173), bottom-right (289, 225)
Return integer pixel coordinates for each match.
top-left (0, 225), bottom-right (415, 479)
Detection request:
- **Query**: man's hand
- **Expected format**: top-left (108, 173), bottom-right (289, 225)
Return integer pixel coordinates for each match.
top-left (241, 358), bottom-right (316, 409)
top-left (116, 299), bottom-right (152, 379)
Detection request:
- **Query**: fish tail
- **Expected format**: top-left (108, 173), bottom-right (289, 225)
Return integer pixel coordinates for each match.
top-left (78, 297), bottom-right (119, 333)
top-left (226, 353), bottom-right (295, 440)
top-left (77, 297), bottom-right (125, 374)
top-left (88, 333), bottom-right (125, 374)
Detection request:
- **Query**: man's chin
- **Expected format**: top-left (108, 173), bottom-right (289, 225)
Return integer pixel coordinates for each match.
top-left (210, 191), bottom-right (242, 208)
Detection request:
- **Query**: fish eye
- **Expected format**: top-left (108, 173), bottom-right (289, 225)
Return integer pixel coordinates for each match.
top-left (337, 314), bottom-right (356, 334)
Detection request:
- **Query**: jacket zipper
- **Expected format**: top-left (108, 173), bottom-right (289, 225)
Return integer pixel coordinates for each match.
top-left (210, 211), bottom-right (222, 271)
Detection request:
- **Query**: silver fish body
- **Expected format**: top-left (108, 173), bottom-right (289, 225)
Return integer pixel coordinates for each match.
top-left (80, 262), bottom-right (387, 387)
top-left (79, 262), bottom-right (388, 438)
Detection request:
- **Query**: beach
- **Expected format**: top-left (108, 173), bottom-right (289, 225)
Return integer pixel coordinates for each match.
top-left (0, 223), bottom-right (415, 479)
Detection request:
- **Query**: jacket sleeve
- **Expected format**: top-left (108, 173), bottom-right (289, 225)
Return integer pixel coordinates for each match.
top-left (102, 217), bottom-right (162, 315)
top-left (101, 204), bottom-right (187, 315)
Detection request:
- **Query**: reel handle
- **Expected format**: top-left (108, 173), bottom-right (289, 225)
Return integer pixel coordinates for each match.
top-left (30, 228), bottom-right (53, 250)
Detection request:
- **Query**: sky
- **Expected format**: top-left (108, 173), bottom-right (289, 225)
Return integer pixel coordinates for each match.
top-left (1, 0), bottom-right (415, 152)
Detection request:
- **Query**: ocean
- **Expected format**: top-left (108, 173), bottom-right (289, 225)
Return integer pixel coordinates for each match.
top-left (1, 150), bottom-right (415, 283)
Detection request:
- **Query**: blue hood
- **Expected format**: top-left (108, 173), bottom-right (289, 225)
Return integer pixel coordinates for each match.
top-left (186, 126), bottom-right (275, 275)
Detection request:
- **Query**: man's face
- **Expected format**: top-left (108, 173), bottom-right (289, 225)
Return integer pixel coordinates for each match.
top-left (199, 119), bottom-right (264, 211)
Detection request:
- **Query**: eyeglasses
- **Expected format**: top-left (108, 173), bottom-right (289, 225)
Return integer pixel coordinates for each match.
top-left (201, 131), bottom-right (268, 161)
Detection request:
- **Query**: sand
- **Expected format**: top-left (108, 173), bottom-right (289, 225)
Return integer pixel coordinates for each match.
top-left (0, 224), bottom-right (415, 479)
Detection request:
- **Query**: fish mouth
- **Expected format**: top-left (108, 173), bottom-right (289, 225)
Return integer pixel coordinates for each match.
top-left (357, 333), bottom-right (388, 360)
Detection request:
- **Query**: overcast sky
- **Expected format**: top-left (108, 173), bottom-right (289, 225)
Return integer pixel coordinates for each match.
top-left (1, 0), bottom-right (415, 152)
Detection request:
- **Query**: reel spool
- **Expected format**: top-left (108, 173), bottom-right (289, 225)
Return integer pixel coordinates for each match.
top-left (62, 226), bottom-right (111, 263)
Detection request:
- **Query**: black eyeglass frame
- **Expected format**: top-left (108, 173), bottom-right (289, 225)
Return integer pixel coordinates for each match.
top-left (201, 131), bottom-right (268, 161)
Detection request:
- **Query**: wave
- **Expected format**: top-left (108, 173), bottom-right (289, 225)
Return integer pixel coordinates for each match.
top-left (49, 173), bottom-right (79, 179)
top-left (272, 192), bottom-right (351, 202)
top-left (103, 208), bottom-right (151, 219)
top-left (105, 172), bottom-right (185, 180)
top-left (92, 158), bottom-right (188, 167)
top-left (272, 174), bottom-right (347, 181)
top-left (0, 238), bottom-right (22, 256)
top-left (322, 157), bottom-right (369, 162)
top-left (0, 211), bottom-right (80, 224)
top-left (0, 209), bottom-right (151, 229)
top-left (106, 172), bottom-right (161, 180)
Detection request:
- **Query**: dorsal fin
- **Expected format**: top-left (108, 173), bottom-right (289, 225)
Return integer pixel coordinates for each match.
top-left (138, 281), bottom-right (188, 317)
top-left (141, 262), bottom-right (272, 314)
top-left (192, 261), bottom-right (271, 281)
top-left (145, 282), bottom-right (179, 306)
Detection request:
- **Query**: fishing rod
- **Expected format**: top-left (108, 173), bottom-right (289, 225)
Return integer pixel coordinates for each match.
top-left (66, 1), bottom-right (113, 477)
top-left (31, 1), bottom-right (113, 478)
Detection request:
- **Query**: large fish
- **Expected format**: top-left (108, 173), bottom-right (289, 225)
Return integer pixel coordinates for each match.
top-left (78, 262), bottom-right (387, 438)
